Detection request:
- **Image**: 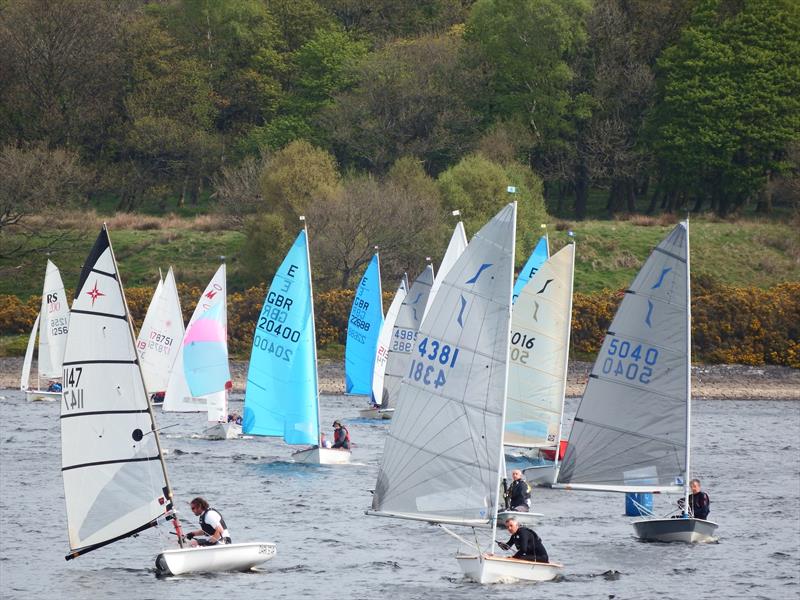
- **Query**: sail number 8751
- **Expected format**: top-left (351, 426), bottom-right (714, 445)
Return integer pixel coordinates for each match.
top-left (407, 337), bottom-right (460, 389)
top-left (601, 339), bottom-right (659, 384)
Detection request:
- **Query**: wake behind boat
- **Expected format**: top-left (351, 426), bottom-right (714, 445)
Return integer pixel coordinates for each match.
top-left (60, 225), bottom-right (275, 575)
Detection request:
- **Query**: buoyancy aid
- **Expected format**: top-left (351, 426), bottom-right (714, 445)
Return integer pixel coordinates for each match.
top-left (199, 507), bottom-right (229, 540)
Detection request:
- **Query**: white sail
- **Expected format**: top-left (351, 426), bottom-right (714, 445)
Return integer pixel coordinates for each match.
top-left (20, 314), bottom-right (40, 390)
top-left (380, 265), bottom-right (435, 408)
top-left (370, 276), bottom-right (408, 406)
top-left (136, 268), bottom-right (185, 395)
top-left (37, 260), bottom-right (70, 378)
top-left (61, 227), bottom-right (170, 556)
top-left (370, 203), bottom-right (516, 526)
top-left (505, 244), bottom-right (575, 448)
top-left (557, 223), bottom-right (689, 493)
top-left (163, 265), bottom-right (226, 412)
top-left (422, 221), bottom-right (468, 323)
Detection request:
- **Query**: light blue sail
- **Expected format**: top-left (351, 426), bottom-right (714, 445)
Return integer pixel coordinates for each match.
top-left (183, 301), bottom-right (230, 397)
top-left (345, 253), bottom-right (384, 394)
top-left (512, 235), bottom-right (549, 303)
top-left (243, 230), bottom-right (319, 445)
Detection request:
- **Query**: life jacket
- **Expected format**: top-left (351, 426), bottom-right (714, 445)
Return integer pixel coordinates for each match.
top-left (199, 507), bottom-right (229, 539)
top-left (334, 425), bottom-right (351, 448)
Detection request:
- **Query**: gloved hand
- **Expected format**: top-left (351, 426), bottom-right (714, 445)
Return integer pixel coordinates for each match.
top-left (186, 532), bottom-right (194, 540)
top-left (496, 541), bottom-right (510, 551)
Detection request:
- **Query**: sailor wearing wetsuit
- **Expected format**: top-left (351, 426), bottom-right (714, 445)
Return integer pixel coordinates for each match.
top-left (497, 518), bottom-right (549, 563)
top-left (504, 469), bottom-right (532, 512)
top-left (678, 478), bottom-right (711, 519)
top-left (186, 497), bottom-right (232, 546)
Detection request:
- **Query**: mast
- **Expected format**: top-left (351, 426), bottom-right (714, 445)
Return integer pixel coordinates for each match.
top-left (683, 220), bottom-right (692, 516)
top-left (105, 224), bottom-right (184, 546)
top-left (301, 216), bottom-right (322, 443)
top-left (551, 239), bottom-right (575, 484)
top-left (374, 245), bottom-right (383, 308)
top-left (491, 201), bottom-right (517, 548)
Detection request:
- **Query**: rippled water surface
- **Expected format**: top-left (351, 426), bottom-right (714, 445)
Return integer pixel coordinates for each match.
top-left (1, 392), bottom-right (798, 600)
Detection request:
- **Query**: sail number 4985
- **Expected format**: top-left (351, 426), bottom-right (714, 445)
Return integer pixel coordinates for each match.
top-left (601, 339), bottom-right (659, 384)
top-left (407, 337), bottom-right (460, 389)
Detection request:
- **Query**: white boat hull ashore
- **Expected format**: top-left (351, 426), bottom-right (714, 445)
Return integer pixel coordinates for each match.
top-left (26, 389), bottom-right (60, 402)
top-left (632, 517), bottom-right (718, 543)
top-left (205, 422), bottom-right (242, 440)
top-left (292, 446), bottom-right (351, 465)
top-left (495, 510), bottom-right (544, 528)
top-left (357, 407), bottom-right (394, 420)
top-left (155, 542), bottom-right (277, 576)
top-left (456, 554), bottom-right (562, 584)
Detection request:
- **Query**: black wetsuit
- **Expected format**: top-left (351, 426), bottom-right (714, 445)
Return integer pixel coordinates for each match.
top-left (680, 491), bottom-right (710, 520)
top-left (506, 527), bottom-right (548, 563)
top-left (506, 479), bottom-right (531, 511)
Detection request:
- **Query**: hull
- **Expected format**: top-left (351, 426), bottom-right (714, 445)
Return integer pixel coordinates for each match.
top-left (156, 542), bottom-right (277, 576)
top-left (26, 389), bottom-right (61, 402)
top-left (522, 462), bottom-right (556, 487)
top-left (292, 445), bottom-right (351, 465)
top-left (357, 407), bottom-right (394, 420)
top-left (456, 553), bottom-right (562, 584)
top-left (632, 518), bottom-right (718, 543)
top-left (496, 510), bottom-right (544, 527)
top-left (206, 422), bottom-right (242, 440)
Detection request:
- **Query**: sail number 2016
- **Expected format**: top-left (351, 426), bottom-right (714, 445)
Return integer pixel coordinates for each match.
top-left (407, 337), bottom-right (460, 389)
top-left (601, 338), bottom-right (659, 384)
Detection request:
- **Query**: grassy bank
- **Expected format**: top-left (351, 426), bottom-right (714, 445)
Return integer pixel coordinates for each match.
top-left (2, 214), bottom-right (796, 298)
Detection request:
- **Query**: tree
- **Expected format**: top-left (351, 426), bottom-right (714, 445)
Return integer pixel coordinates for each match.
top-left (322, 31), bottom-right (481, 174)
top-left (318, 0), bottom-right (469, 39)
top-left (239, 212), bottom-right (295, 284)
top-left (648, 0), bottom-right (800, 216)
top-left (213, 154), bottom-right (269, 226)
top-left (437, 153), bottom-right (549, 264)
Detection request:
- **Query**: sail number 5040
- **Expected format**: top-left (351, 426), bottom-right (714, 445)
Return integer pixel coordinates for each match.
top-left (602, 339), bottom-right (659, 384)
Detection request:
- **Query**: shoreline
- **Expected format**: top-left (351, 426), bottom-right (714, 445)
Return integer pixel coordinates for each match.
top-left (6, 356), bottom-right (798, 400)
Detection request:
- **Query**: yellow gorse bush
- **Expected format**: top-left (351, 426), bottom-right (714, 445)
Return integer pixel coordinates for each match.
top-left (4, 283), bottom-right (797, 367)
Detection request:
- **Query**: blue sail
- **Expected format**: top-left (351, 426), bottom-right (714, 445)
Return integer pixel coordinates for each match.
top-left (512, 235), bottom-right (550, 303)
top-left (345, 253), bottom-right (384, 394)
top-left (243, 230), bottom-right (319, 445)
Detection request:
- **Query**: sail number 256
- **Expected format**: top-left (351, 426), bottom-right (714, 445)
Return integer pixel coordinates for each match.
top-left (601, 339), bottom-right (659, 384)
top-left (407, 337), bottom-right (460, 389)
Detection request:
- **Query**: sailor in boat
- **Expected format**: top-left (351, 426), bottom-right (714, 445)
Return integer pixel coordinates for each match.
top-left (227, 412), bottom-right (243, 426)
top-left (185, 497), bottom-right (232, 546)
top-left (331, 420), bottom-right (350, 450)
top-left (496, 518), bottom-right (549, 563)
top-left (503, 469), bottom-right (532, 512)
top-left (677, 478), bottom-right (711, 520)
top-left (47, 380), bottom-right (62, 393)
top-left (149, 391), bottom-right (165, 405)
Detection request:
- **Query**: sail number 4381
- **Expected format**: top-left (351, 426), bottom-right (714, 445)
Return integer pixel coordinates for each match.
top-left (407, 337), bottom-right (460, 389)
top-left (601, 339), bottom-right (659, 384)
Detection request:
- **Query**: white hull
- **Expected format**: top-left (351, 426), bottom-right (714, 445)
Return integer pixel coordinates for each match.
top-left (156, 542), bottom-right (277, 576)
top-left (292, 445), bottom-right (351, 465)
top-left (26, 389), bottom-right (61, 402)
top-left (456, 553), bottom-right (562, 584)
top-left (522, 463), bottom-right (556, 487)
top-left (357, 407), bottom-right (394, 420)
top-left (205, 422), bottom-right (242, 440)
top-left (496, 510), bottom-right (544, 527)
top-left (632, 517), bottom-right (718, 543)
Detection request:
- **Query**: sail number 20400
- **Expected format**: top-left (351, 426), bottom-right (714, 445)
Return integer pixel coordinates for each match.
top-left (407, 337), bottom-right (460, 389)
top-left (601, 338), bottom-right (659, 384)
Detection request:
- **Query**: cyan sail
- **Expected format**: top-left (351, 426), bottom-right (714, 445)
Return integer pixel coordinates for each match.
top-left (183, 301), bottom-right (230, 397)
top-left (513, 235), bottom-right (549, 303)
top-left (243, 230), bottom-right (319, 445)
top-left (345, 253), bottom-right (384, 394)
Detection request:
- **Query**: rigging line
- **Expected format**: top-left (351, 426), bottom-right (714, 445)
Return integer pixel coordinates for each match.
top-left (587, 372), bottom-right (687, 403)
top-left (574, 416), bottom-right (685, 447)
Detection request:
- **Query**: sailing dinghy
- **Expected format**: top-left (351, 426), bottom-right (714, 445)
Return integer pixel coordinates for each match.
top-left (344, 252), bottom-right (384, 395)
top-left (554, 221), bottom-right (718, 543)
top-left (162, 264), bottom-right (238, 440)
top-left (360, 275), bottom-right (408, 419)
top-left (20, 260), bottom-right (70, 401)
top-left (244, 220), bottom-right (350, 465)
top-left (61, 225), bottom-right (276, 575)
top-left (368, 203), bottom-right (562, 584)
top-left (135, 267), bottom-right (184, 404)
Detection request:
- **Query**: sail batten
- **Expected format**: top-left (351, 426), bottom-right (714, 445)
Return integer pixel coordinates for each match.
top-left (558, 223), bottom-right (689, 490)
top-left (371, 203), bottom-right (516, 526)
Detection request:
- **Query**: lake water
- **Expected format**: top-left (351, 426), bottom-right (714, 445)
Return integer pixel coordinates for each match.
top-left (1, 392), bottom-right (798, 600)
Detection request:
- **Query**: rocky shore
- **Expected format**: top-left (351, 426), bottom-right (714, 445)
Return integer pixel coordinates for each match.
top-left (5, 356), bottom-right (798, 400)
